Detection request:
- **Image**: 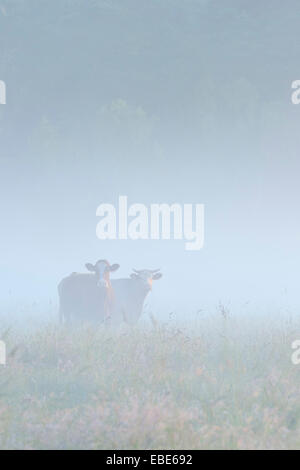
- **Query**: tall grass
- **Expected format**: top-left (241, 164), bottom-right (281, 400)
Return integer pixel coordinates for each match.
top-left (0, 308), bottom-right (300, 449)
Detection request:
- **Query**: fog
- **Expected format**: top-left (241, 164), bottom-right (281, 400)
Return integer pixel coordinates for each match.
top-left (1, 1), bottom-right (300, 319)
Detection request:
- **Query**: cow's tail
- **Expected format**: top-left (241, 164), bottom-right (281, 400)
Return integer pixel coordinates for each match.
top-left (57, 282), bottom-right (64, 325)
top-left (58, 304), bottom-right (64, 324)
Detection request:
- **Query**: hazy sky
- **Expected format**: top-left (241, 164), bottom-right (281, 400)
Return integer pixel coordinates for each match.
top-left (1, 1), bottom-right (300, 316)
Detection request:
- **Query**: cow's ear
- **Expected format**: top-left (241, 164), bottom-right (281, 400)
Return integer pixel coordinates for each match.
top-left (153, 273), bottom-right (162, 280)
top-left (130, 273), bottom-right (139, 279)
top-left (109, 263), bottom-right (120, 272)
top-left (85, 263), bottom-right (96, 272)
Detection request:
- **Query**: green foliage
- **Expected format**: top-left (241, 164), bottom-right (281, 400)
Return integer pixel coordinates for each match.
top-left (1, 312), bottom-right (300, 449)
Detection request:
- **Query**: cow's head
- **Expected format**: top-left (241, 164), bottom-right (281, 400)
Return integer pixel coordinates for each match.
top-left (85, 259), bottom-right (120, 287)
top-left (130, 269), bottom-right (162, 291)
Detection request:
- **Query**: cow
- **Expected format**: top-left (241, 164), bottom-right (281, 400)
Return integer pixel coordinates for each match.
top-left (111, 269), bottom-right (163, 325)
top-left (58, 259), bottom-right (120, 324)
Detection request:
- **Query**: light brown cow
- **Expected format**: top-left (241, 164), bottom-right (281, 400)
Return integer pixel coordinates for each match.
top-left (58, 259), bottom-right (120, 324)
top-left (111, 269), bottom-right (163, 325)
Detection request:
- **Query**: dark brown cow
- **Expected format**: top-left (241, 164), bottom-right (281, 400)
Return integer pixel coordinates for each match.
top-left (58, 260), bottom-right (120, 324)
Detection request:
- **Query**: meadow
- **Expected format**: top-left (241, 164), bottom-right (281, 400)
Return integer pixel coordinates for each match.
top-left (1, 307), bottom-right (300, 450)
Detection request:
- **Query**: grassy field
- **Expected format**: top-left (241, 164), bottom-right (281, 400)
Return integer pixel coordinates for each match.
top-left (1, 309), bottom-right (300, 450)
